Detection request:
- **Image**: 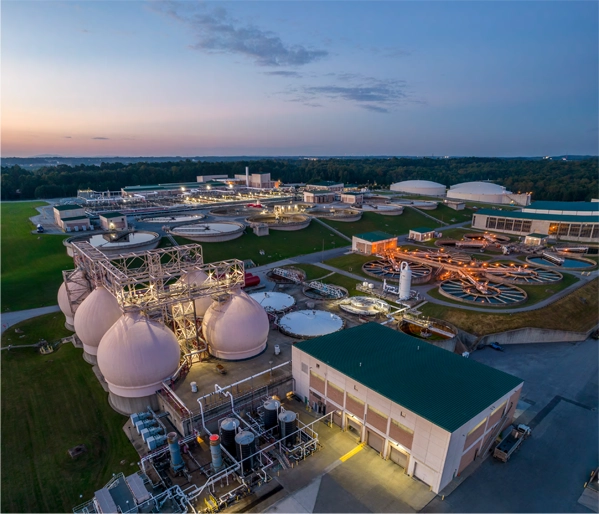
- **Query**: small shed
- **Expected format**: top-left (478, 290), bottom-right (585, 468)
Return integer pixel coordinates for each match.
top-left (352, 231), bottom-right (398, 255)
top-left (524, 233), bottom-right (549, 246)
top-left (408, 227), bottom-right (436, 242)
top-left (445, 200), bottom-right (466, 211)
top-left (99, 212), bottom-right (128, 231)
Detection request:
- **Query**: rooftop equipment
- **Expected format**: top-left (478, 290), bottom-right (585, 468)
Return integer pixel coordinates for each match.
top-left (168, 432), bottom-right (185, 472)
top-left (279, 410), bottom-right (297, 447)
top-left (220, 418), bottom-right (240, 459)
top-left (235, 431), bottom-right (256, 475)
top-left (263, 399), bottom-right (281, 431)
top-left (209, 434), bottom-right (224, 471)
top-left (146, 434), bottom-right (168, 450)
top-left (140, 426), bottom-right (163, 442)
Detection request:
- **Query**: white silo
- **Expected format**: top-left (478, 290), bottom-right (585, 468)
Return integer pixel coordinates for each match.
top-left (73, 285), bottom-right (122, 364)
top-left (97, 311), bottom-right (181, 414)
top-left (399, 262), bottom-right (412, 301)
top-left (57, 270), bottom-right (90, 331)
top-left (177, 269), bottom-right (213, 317)
top-left (202, 290), bottom-right (269, 360)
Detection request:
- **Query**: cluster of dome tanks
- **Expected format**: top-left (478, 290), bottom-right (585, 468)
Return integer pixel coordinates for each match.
top-left (56, 269), bottom-right (273, 414)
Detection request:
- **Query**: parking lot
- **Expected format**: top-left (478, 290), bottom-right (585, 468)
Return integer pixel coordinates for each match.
top-left (423, 338), bottom-right (598, 513)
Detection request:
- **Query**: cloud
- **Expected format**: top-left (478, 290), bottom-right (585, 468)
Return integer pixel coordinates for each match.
top-left (263, 70), bottom-right (303, 78)
top-left (92, 137), bottom-right (109, 140)
top-left (64, 136), bottom-right (72, 139)
top-left (79, 28), bottom-right (91, 34)
top-left (282, 74), bottom-right (409, 113)
top-left (156, 2), bottom-right (327, 67)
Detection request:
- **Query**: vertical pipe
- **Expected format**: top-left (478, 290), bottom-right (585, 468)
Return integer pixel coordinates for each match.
top-left (210, 434), bottom-right (224, 471)
top-left (168, 432), bottom-right (184, 471)
top-left (245, 167), bottom-right (249, 187)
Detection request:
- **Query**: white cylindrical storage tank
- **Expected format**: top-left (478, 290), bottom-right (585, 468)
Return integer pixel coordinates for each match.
top-left (97, 311), bottom-right (181, 415)
top-left (73, 285), bottom-right (122, 364)
top-left (177, 269), bottom-right (213, 317)
top-left (447, 181), bottom-right (508, 204)
top-left (390, 180), bottom-right (446, 197)
top-left (399, 262), bottom-right (412, 301)
top-left (201, 290), bottom-right (269, 360)
top-left (57, 270), bottom-right (89, 331)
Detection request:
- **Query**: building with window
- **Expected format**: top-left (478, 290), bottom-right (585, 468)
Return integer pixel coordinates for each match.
top-left (99, 212), bottom-right (128, 231)
top-left (292, 323), bottom-right (523, 493)
top-left (352, 232), bottom-right (397, 255)
top-left (340, 192), bottom-right (364, 205)
top-left (472, 201), bottom-right (599, 243)
top-left (303, 191), bottom-right (336, 204)
top-left (409, 227), bottom-right (436, 242)
top-left (53, 204), bottom-right (91, 232)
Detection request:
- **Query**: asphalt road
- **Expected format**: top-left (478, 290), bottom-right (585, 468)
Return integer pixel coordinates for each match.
top-left (423, 338), bottom-right (599, 513)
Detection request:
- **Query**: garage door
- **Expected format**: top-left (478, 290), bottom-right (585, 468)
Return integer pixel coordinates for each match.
top-left (390, 447), bottom-right (408, 469)
top-left (333, 410), bottom-right (342, 427)
top-left (347, 417), bottom-right (362, 440)
top-left (367, 430), bottom-right (384, 454)
top-left (413, 462), bottom-right (433, 487)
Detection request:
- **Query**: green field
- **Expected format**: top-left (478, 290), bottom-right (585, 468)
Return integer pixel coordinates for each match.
top-left (1, 316), bottom-right (139, 514)
top-left (324, 210), bottom-right (438, 239)
top-left (323, 253), bottom-right (376, 279)
top-left (419, 278), bottom-right (598, 336)
top-left (174, 222), bottom-right (348, 266)
top-left (416, 204), bottom-right (475, 224)
top-left (1, 311), bottom-right (71, 347)
top-left (1, 202), bottom-right (73, 312)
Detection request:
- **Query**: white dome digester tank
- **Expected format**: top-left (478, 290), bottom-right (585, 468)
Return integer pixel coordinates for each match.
top-left (73, 285), bottom-right (122, 364)
top-left (399, 262), bottom-right (412, 301)
top-left (97, 311), bottom-right (181, 414)
top-left (57, 269), bottom-right (90, 331)
top-left (201, 290), bottom-right (269, 360)
top-left (175, 269), bottom-right (213, 318)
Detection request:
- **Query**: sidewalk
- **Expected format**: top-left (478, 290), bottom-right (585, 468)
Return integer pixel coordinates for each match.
top-left (1, 305), bottom-right (61, 334)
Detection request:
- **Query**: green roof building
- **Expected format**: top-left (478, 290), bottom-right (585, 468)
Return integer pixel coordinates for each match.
top-left (352, 231), bottom-right (398, 255)
top-left (292, 323), bottom-right (523, 493)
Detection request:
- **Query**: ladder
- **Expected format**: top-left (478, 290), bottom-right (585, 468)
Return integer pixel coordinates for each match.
top-left (272, 268), bottom-right (303, 284)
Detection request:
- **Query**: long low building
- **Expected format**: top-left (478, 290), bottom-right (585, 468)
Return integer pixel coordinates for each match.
top-left (352, 231), bottom-right (398, 255)
top-left (292, 323), bottom-right (523, 494)
top-left (472, 201), bottom-right (599, 243)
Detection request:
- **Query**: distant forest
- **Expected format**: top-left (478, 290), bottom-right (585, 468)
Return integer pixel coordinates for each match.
top-left (1, 157), bottom-right (597, 202)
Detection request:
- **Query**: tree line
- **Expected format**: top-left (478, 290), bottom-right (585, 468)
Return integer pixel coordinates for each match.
top-left (1, 157), bottom-right (597, 202)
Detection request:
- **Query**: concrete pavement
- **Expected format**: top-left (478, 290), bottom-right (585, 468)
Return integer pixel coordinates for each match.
top-left (1, 305), bottom-right (61, 334)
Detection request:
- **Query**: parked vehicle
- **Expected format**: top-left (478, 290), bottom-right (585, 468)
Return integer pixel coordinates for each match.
top-left (493, 424), bottom-right (531, 462)
top-left (36, 224), bottom-right (44, 233)
top-left (490, 342), bottom-right (505, 352)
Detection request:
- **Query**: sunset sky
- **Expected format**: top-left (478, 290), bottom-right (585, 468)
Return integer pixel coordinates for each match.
top-left (2, 1), bottom-right (598, 157)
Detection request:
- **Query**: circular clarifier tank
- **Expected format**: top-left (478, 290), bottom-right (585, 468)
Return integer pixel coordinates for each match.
top-left (245, 213), bottom-right (311, 230)
top-left (278, 310), bottom-right (344, 339)
top-left (139, 213), bottom-right (205, 224)
top-left (65, 231), bottom-right (161, 256)
top-left (170, 222), bottom-right (245, 242)
top-left (249, 292), bottom-right (296, 313)
top-left (527, 256), bottom-right (596, 270)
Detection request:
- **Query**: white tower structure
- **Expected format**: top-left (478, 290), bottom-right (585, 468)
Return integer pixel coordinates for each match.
top-left (399, 261), bottom-right (412, 301)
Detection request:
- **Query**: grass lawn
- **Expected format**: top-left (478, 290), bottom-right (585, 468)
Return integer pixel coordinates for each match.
top-left (174, 222), bottom-right (348, 266)
top-left (320, 272), bottom-right (363, 296)
top-left (325, 210), bottom-right (437, 238)
top-left (417, 204), bottom-right (474, 224)
top-left (1, 312), bottom-right (71, 347)
top-left (1, 202), bottom-right (73, 312)
top-left (282, 263), bottom-right (331, 281)
top-left (419, 278), bottom-right (598, 335)
top-left (323, 253), bottom-right (376, 279)
top-left (1, 317), bottom-right (139, 514)
top-left (426, 271), bottom-right (579, 308)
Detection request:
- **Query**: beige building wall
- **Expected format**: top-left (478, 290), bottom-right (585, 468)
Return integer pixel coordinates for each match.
top-left (292, 346), bottom-right (522, 493)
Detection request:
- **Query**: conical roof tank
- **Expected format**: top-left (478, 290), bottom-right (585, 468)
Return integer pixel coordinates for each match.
top-left (57, 270), bottom-right (89, 330)
top-left (97, 311), bottom-right (181, 398)
top-left (73, 286), bottom-right (122, 356)
top-left (201, 290), bottom-right (269, 360)
top-left (177, 270), bottom-right (213, 317)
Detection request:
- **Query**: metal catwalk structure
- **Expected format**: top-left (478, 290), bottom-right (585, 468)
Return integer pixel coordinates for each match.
top-left (65, 241), bottom-right (245, 352)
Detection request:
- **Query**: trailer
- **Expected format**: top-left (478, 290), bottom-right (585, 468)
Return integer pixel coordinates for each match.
top-left (493, 424), bottom-right (531, 462)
